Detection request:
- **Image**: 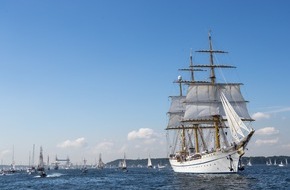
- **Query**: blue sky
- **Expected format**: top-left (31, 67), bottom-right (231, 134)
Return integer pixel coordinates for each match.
top-left (0, 1), bottom-right (290, 165)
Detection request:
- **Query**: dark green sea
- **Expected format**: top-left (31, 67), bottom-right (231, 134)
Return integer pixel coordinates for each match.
top-left (1, 165), bottom-right (289, 189)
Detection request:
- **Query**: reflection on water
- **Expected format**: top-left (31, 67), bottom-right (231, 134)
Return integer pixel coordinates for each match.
top-left (173, 173), bottom-right (251, 190)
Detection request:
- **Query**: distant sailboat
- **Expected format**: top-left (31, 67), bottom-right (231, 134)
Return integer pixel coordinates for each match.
top-left (81, 158), bottom-right (88, 173)
top-left (119, 153), bottom-right (127, 171)
top-left (157, 163), bottom-right (166, 169)
top-left (274, 160), bottom-right (277, 165)
top-left (9, 146), bottom-right (16, 173)
top-left (27, 145), bottom-right (36, 174)
top-left (118, 160), bottom-right (122, 168)
top-left (286, 159), bottom-right (288, 165)
top-left (247, 159), bottom-right (252, 166)
top-left (147, 154), bottom-right (153, 168)
top-left (278, 161), bottom-right (284, 167)
top-left (47, 156), bottom-right (50, 170)
top-left (53, 155), bottom-right (59, 170)
top-left (97, 153), bottom-right (105, 169)
top-left (37, 146), bottom-right (47, 177)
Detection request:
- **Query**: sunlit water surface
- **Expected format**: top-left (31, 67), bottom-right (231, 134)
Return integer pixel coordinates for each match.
top-left (1, 165), bottom-right (289, 190)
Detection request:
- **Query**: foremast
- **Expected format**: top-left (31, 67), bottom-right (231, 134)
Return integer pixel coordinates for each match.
top-left (167, 48), bottom-right (205, 157)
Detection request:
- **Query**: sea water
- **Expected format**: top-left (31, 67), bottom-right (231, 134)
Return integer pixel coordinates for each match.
top-left (0, 165), bottom-right (289, 190)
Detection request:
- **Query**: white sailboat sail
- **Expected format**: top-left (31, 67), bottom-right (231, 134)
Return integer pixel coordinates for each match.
top-left (220, 92), bottom-right (251, 143)
top-left (118, 161), bottom-right (122, 168)
top-left (147, 155), bottom-right (152, 168)
top-left (119, 153), bottom-right (127, 170)
top-left (122, 158), bottom-right (126, 168)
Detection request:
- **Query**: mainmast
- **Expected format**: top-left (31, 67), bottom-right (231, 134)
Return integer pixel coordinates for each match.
top-left (175, 51), bottom-right (205, 155)
top-left (193, 126), bottom-right (199, 153)
top-left (195, 31), bottom-right (230, 84)
top-left (209, 32), bottom-right (216, 84)
top-left (181, 32), bottom-right (237, 151)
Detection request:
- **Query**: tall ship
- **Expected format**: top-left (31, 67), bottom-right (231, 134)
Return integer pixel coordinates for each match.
top-left (166, 32), bottom-right (255, 173)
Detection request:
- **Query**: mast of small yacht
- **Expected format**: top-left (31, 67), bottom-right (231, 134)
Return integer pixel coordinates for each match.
top-left (32, 144), bottom-right (35, 167)
top-left (12, 145), bottom-right (15, 170)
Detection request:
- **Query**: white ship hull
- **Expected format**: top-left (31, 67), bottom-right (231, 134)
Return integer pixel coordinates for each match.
top-left (170, 150), bottom-right (241, 174)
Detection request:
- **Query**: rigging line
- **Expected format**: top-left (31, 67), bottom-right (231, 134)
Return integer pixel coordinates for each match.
top-left (186, 129), bottom-right (194, 148)
top-left (215, 54), bottom-right (249, 121)
top-left (172, 129), bottom-right (180, 153)
top-left (226, 52), bottom-right (250, 103)
top-left (219, 123), bottom-right (230, 147)
top-left (214, 51), bottom-right (230, 85)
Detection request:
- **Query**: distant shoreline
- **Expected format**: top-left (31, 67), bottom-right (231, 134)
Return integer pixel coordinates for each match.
top-left (105, 156), bottom-right (290, 166)
top-left (2, 156), bottom-right (289, 168)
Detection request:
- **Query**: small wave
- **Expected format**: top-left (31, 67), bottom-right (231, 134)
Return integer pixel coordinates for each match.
top-left (47, 173), bottom-right (64, 177)
top-left (33, 173), bottom-right (64, 178)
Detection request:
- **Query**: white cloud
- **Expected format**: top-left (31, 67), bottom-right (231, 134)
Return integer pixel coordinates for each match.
top-left (255, 138), bottom-right (278, 146)
top-left (119, 145), bottom-right (127, 154)
top-left (143, 138), bottom-right (157, 145)
top-left (252, 112), bottom-right (270, 120)
top-left (134, 144), bottom-right (141, 149)
top-left (252, 107), bottom-right (290, 121)
top-left (57, 137), bottom-right (88, 148)
top-left (0, 149), bottom-right (10, 158)
top-left (267, 107), bottom-right (290, 114)
top-left (127, 128), bottom-right (156, 140)
top-left (255, 127), bottom-right (279, 135)
top-left (95, 141), bottom-right (114, 151)
top-left (282, 144), bottom-right (290, 149)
